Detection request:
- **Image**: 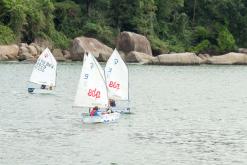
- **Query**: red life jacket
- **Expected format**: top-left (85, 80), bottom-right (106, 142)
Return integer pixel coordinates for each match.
top-left (90, 108), bottom-right (97, 116)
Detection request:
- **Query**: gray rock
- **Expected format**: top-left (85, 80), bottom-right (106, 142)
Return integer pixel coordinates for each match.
top-left (70, 36), bottom-right (113, 61)
top-left (116, 31), bottom-right (152, 56)
top-left (126, 51), bottom-right (154, 63)
top-left (152, 52), bottom-right (202, 65)
top-left (208, 52), bottom-right (247, 64)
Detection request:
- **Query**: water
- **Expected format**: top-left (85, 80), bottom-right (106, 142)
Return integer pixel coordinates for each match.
top-left (1, 62), bottom-right (247, 165)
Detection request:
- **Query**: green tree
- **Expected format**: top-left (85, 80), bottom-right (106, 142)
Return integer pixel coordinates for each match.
top-left (217, 26), bottom-right (236, 53)
top-left (0, 25), bottom-right (15, 44)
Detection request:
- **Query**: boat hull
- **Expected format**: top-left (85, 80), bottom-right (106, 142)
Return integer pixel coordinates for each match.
top-left (28, 88), bottom-right (53, 94)
top-left (81, 112), bottom-right (120, 123)
top-left (111, 107), bottom-right (131, 114)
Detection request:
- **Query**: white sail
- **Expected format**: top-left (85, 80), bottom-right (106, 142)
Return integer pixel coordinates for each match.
top-left (83, 52), bottom-right (105, 80)
top-left (105, 48), bottom-right (129, 100)
top-left (29, 48), bottom-right (57, 86)
top-left (83, 52), bottom-right (87, 63)
top-left (91, 53), bottom-right (105, 81)
top-left (74, 53), bottom-right (108, 109)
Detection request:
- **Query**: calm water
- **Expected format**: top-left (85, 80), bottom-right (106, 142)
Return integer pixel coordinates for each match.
top-left (1, 62), bottom-right (247, 165)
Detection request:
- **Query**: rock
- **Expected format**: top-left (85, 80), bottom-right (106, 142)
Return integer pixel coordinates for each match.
top-left (62, 50), bottom-right (71, 59)
top-left (70, 36), bottom-right (113, 61)
top-left (152, 52), bottom-right (202, 65)
top-left (30, 43), bottom-right (43, 55)
top-left (116, 31), bottom-right (152, 55)
top-left (19, 46), bottom-right (29, 54)
top-left (208, 52), bottom-right (247, 64)
top-left (19, 43), bottom-right (28, 47)
top-left (18, 44), bottom-right (31, 61)
top-left (52, 49), bottom-right (66, 61)
top-left (198, 53), bottom-right (210, 60)
top-left (0, 54), bottom-right (8, 61)
top-left (34, 38), bottom-right (53, 50)
top-left (28, 45), bottom-right (38, 57)
top-left (119, 51), bottom-right (126, 62)
top-left (238, 48), bottom-right (247, 54)
top-left (198, 54), bottom-right (210, 64)
top-left (18, 52), bottom-right (35, 61)
top-left (126, 51), bottom-right (154, 63)
top-left (0, 44), bottom-right (19, 61)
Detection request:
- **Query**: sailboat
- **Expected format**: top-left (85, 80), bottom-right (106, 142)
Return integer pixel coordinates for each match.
top-left (105, 49), bottom-right (130, 113)
top-left (73, 52), bottom-right (120, 123)
top-left (28, 48), bottom-right (57, 93)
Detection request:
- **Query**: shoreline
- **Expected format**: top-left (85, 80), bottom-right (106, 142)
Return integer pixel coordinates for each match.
top-left (1, 32), bottom-right (247, 65)
top-left (2, 60), bottom-right (247, 66)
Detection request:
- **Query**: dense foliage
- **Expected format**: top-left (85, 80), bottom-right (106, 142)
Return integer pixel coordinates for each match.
top-left (0, 0), bottom-right (246, 54)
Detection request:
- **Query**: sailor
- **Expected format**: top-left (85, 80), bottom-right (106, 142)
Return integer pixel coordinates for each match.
top-left (90, 106), bottom-right (100, 116)
top-left (109, 99), bottom-right (116, 107)
top-left (41, 84), bottom-right (46, 89)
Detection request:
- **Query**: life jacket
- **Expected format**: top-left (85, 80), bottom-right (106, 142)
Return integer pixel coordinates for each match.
top-left (90, 108), bottom-right (99, 116)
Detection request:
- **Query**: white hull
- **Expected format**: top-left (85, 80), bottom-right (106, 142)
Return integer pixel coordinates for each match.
top-left (81, 112), bottom-right (120, 124)
top-left (28, 88), bottom-right (53, 94)
top-left (111, 107), bottom-right (131, 114)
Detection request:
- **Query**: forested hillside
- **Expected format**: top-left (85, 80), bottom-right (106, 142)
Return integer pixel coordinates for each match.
top-left (0, 0), bottom-right (246, 54)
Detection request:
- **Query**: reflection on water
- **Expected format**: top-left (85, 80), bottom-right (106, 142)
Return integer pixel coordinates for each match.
top-left (0, 63), bottom-right (247, 164)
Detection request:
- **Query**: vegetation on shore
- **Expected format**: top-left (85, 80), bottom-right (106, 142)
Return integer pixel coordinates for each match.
top-left (0, 0), bottom-right (246, 55)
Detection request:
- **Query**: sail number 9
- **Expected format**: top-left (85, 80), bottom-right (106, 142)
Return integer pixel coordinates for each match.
top-left (83, 74), bottom-right (89, 79)
top-left (109, 81), bottom-right (120, 90)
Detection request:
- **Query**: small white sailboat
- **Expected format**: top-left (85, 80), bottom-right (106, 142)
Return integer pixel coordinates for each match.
top-left (28, 48), bottom-right (57, 93)
top-left (73, 52), bottom-right (120, 123)
top-left (105, 49), bottom-right (130, 113)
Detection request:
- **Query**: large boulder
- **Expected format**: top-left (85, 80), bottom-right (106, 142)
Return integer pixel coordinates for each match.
top-left (0, 44), bottom-right (19, 61)
top-left (116, 31), bottom-right (152, 56)
top-left (126, 51), bottom-right (155, 63)
top-left (152, 53), bottom-right (202, 65)
top-left (208, 52), bottom-right (247, 64)
top-left (71, 36), bottom-right (113, 61)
